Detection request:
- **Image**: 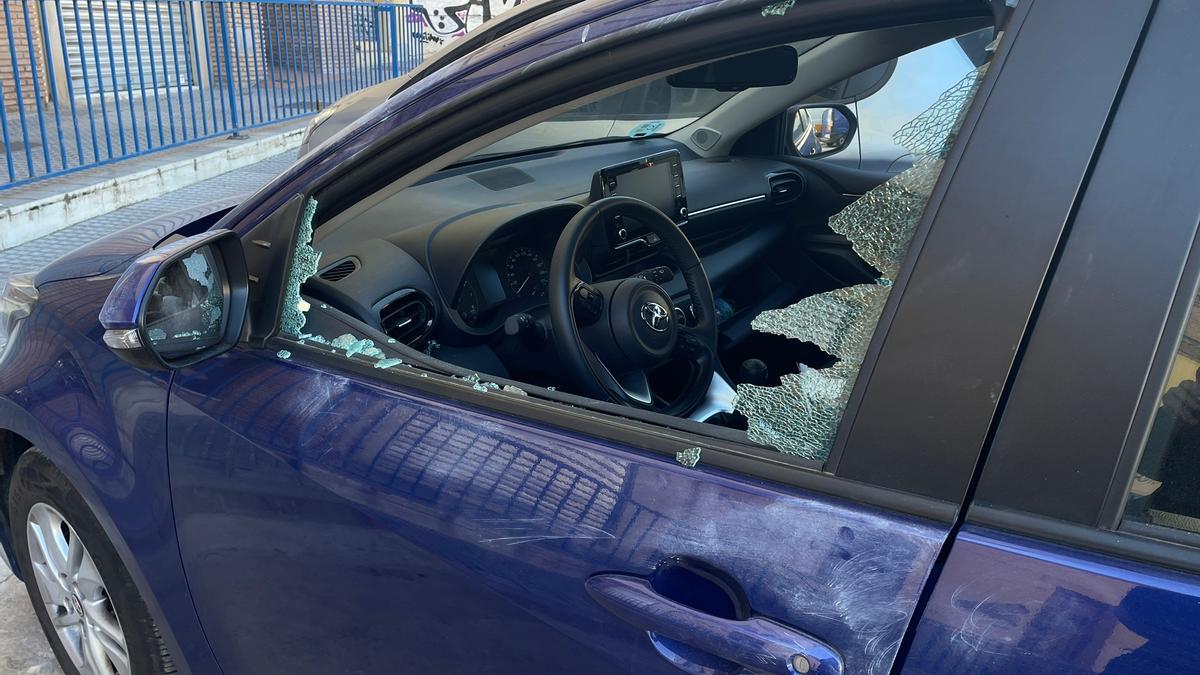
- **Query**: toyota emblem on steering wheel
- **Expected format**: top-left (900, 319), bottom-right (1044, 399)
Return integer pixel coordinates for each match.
top-left (640, 301), bottom-right (671, 332)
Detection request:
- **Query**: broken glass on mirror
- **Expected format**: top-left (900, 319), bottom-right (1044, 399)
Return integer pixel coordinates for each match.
top-left (144, 245), bottom-right (226, 358)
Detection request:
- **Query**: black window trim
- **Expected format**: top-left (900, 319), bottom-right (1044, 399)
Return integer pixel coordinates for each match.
top-left (972, 504), bottom-right (1200, 576)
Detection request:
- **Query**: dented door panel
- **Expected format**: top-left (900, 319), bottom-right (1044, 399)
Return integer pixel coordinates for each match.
top-left (167, 349), bottom-right (947, 674)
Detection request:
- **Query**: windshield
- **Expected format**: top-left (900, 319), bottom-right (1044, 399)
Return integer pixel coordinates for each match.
top-left (469, 77), bottom-right (735, 159)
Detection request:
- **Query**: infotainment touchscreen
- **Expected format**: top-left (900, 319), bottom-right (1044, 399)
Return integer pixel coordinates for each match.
top-left (590, 150), bottom-right (688, 224)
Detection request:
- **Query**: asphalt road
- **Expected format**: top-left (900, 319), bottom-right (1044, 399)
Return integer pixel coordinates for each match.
top-left (0, 558), bottom-right (62, 674)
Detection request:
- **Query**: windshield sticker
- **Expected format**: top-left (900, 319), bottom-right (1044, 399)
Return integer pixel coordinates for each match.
top-left (735, 65), bottom-right (988, 460)
top-left (280, 197), bottom-right (322, 336)
top-left (629, 121), bottom-right (666, 138)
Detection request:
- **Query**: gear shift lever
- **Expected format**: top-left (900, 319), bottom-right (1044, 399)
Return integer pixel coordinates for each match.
top-left (738, 358), bottom-right (769, 386)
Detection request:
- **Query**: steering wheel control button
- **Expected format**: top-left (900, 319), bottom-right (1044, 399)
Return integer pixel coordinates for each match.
top-left (504, 313), bottom-right (546, 348)
top-left (636, 266), bottom-right (675, 284)
top-left (574, 283), bottom-right (605, 322)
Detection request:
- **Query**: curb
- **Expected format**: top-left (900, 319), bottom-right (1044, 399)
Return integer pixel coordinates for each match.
top-left (0, 128), bottom-right (304, 252)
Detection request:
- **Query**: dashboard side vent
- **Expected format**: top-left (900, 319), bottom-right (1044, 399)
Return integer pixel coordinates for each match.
top-left (379, 290), bottom-right (434, 347)
top-left (317, 257), bottom-right (359, 282)
top-left (767, 172), bottom-right (804, 207)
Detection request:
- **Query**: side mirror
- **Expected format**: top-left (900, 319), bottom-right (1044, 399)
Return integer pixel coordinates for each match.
top-left (790, 104), bottom-right (857, 158)
top-left (99, 230), bottom-right (248, 369)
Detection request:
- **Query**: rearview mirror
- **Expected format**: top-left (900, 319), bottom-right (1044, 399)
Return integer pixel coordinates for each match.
top-left (791, 104), bottom-right (857, 158)
top-left (99, 230), bottom-right (248, 369)
top-left (668, 46), bottom-right (797, 91)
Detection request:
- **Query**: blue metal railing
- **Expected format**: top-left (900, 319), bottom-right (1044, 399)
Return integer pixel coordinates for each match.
top-left (0, 1), bottom-right (424, 189)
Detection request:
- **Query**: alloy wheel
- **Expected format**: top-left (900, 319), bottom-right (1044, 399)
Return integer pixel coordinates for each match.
top-left (25, 502), bottom-right (131, 675)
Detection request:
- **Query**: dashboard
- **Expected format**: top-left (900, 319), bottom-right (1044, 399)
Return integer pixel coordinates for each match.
top-left (305, 138), bottom-right (826, 352)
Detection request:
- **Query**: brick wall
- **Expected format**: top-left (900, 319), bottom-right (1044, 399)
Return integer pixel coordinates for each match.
top-left (257, 4), bottom-right (380, 106)
top-left (202, 2), bottom-right (267, 89)
top-left (259, 4), bottom-right (321, 74)
top-left (0, 3), bottom-right (48, 113)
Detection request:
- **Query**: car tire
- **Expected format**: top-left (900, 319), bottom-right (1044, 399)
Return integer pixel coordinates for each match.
top-left (8, 449), bottom-right (175, 675)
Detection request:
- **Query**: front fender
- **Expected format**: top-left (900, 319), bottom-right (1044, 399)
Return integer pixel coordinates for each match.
top-left (0, 277), bottom-right (223, 675)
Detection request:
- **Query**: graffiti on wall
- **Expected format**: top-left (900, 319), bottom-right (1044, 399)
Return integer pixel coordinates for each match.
top-left (414, 0), bottom-right (525, 44)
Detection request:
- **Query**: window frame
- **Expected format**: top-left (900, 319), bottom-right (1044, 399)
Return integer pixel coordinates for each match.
top-left (225, 0), bottom-right (1032, 522)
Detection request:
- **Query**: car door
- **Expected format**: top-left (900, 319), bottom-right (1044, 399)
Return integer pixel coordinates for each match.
top-left (901, 1), bottom-right (1200, 672)
top-left (162, 1), bottom-right (1149, 674)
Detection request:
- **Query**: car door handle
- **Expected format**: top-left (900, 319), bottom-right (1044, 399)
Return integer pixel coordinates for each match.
top-left (585, 574), bottom-right (843, 675)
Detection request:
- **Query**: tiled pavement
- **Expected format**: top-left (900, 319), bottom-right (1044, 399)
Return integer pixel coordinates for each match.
top-left (0, 557), bottom-right (60, 675)
top-left (0, 151), bottom-right (296, 289)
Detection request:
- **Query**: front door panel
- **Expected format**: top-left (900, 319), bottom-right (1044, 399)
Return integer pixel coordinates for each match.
top-left (168, 347), bottom-right (948, 674)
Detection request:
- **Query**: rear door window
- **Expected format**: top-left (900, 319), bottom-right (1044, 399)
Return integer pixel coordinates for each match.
top-left (1125, 295), bottom-right (1200, 534)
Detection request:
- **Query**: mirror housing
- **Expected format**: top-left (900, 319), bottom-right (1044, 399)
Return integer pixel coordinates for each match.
top-left (100, 230), bottom-right (248, 370)
top-left (668, 46), bottom-right (797, 91)
top-left (791, 103), bottom-right (857, 158)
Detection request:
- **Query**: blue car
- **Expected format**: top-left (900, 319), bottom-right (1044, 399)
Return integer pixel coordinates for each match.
top-left (4, 0), bottom-right (1200, 674)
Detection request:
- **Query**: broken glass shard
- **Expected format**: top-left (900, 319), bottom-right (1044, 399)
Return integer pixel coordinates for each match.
top-left (734, 65), bottom-right (989, 461)
top-left (676, 447), bottom-right (702, 468)
top-left (279, 198), bottom-right (321, 336)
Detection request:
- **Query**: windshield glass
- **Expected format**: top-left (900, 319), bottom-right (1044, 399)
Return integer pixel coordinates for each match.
top-left (469, 77), bottom-right (735, 159)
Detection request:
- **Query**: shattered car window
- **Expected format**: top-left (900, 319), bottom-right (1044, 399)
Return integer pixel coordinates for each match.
top-left (144, 245), bottom-right (225, 358)
top-left (734, 64), bottom-right (989, 460)
top-left (280, 197), bottom-right (322, 337)
top-left (277, 198), bottom-right (529, 396)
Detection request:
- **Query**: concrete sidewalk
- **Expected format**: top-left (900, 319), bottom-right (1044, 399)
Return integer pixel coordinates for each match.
top-left (0, 557), bottom-right (60, 674)
top-left (0, 151), bottom-right (294, 288)
top-left (0, 117), bottom-right (308, 252)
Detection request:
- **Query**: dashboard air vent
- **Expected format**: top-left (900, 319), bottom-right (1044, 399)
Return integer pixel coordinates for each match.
top-left (768, 172), bottom-right (804, 207)
top-left (318, 257), bottom-right (358, 282)
top-left (379, 290), bottom-right (434, 347)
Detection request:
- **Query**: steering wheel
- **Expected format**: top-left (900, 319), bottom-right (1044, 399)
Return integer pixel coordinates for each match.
top-left (549, 197), bottom-right (717, 416)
